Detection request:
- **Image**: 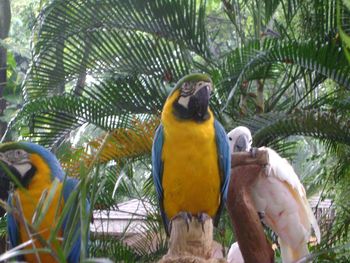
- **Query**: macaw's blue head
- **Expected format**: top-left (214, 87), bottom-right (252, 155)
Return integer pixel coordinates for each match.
top-left (169, 73), bottom-right (213, 122)
top-left (0, 142), bottom-right (64, 188)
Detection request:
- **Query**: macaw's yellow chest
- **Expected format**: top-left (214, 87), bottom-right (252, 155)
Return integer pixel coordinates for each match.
top-left (13, 155), bottom-right (64, 263)
top-left (161, 107), bottom-right (221, 220)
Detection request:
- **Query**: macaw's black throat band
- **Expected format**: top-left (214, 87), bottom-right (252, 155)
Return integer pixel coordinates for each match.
top-left (9, 165), bottom-right (37, 188)
top-left (173, 87), bottom-right (210, 122)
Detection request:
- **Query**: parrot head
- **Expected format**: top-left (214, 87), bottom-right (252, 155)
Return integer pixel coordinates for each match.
top-left (227, 126), bottom-right (252, 154)
top-left (0, 142), bottom-right (64, 188)
top-left (170, 73), bottom-right (213, 122)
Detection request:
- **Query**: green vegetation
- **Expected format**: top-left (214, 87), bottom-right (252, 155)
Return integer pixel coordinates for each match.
top-left (0, 0), bottom-right (349, 262)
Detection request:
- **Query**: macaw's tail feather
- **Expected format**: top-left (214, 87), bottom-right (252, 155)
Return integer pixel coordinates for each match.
top-left (279, 238), bottom-right (309, 263)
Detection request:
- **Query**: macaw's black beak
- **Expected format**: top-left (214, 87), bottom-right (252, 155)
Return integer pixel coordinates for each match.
top-left (189, 85), bottom-right (210, 121)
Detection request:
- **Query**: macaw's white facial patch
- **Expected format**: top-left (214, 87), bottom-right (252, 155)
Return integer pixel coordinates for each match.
top-left (0, 149), bottom-right (32, 177)
top-left (177, 96), bottom-right (191, 109)
top-left (178, 81), bottom-right (212, 109)
top-left (14, 163), bottom-right (32, 178)
top-left (5, 149), bottom-right (29, 164)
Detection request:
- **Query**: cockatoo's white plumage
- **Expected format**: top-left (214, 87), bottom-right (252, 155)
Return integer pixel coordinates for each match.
top-left (227, 126), bottom-right (321, 263)
top-left (227, 242), bottom-right (244, 263)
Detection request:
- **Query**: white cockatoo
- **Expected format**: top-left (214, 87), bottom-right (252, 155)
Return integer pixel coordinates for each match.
top-left (227, 242), bottom-right (244, 263)
top-left (227, 126), bottom-right (321, 263)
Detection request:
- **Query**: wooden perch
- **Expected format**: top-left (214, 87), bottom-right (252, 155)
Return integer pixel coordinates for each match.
top-left (226, 150), bottom-right (274, 263)
top-left (159, 216), bottom-right (227, 263)
top-left (231, 150), bottom-right (269, 167)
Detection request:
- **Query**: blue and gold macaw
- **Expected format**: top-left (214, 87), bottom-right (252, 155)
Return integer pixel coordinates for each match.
top-left (0, 142), bottom-right (89, 263)
top-left (152, 73), bottom-right (230, 235)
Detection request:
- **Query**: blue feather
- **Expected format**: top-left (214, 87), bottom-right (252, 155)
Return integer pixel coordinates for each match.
top-left (151, 125), bottom-right (170, 234)
top-left (7, 194), bottom-right (19, 248)
top-left (213, 119), bottom-right (231, 226)
top-left (7, 194), bottom-right (25, 261)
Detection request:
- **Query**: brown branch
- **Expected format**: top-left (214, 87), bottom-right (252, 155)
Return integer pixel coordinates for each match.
top-left (226, 150), bottom-right (274, 263)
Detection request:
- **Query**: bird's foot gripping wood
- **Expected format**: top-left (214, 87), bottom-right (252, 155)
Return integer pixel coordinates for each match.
top-left (159, 212), bottom-right (227, 263)
top-left (170, 211), bottom-right (193, 233)
top-left (258, 211), bottom-right (269, 228)
top-left (250, 147), bottom-right (258, 158)
top-left (197, 213), bottom-right (211, 232)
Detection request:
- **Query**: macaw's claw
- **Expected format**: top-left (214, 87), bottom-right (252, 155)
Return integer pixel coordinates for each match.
top-left (172, 211), bottom-right (193, 232)
top-left (250, 147), bottom-right (258, 158)
top-left (197, 212), bottom-right (210, 232)
top-left (258, 211), bottom-right (268, 228)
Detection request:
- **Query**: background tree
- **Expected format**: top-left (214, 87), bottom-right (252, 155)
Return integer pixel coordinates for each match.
top-left (0, 0), bottom-right (11, 254)
top-left (0, 0), bottom-right (11, 139)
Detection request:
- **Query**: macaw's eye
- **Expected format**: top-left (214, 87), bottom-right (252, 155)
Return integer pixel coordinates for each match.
top-left (229, 137), bottom-right (232, 141)
top-left (181, 82), bottom-right (195, 97)
top-left (2, 149), bottom-right (28, 164)
top-left (182, 82), bottom-right (191, 91)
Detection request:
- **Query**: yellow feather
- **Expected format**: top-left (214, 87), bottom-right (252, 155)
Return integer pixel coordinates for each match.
top-left (161, 90), bottom-right (221, 219)
top-left (14, 154), bottom-right (63, 263)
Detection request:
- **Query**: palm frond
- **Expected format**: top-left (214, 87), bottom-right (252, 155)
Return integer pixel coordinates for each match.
top-left (82, 76), bottom-right (168, 115)
top-left (6, 73), bottom-right (170, 147)
top-left (338, 0), bottom-right (350, 61)
top-left (6, 94), bottom-right (154, 147)
top-left (36, 0), bottom-right (209, 57)
top-left (234, 110), bottom-right (350, 147)
top-left (222, 39), bottom-right (350, 107)
top-left (298, 0), bottom-right (337, 38)
top-left (24, 0), bottom-right (210, 100)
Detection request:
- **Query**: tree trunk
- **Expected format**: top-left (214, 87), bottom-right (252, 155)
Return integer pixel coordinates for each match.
top-left (0, 0), bottom-right (11, 254)
top-left (226, 150), bottom-right (274, 263)
top-left (0, 0), bottom-right (11, 138)
top-left (74, 33), bottom-right (91, 96)
top-left (256, 79), bottom-right (264, 113)
top-left (159, 215), bottom-right (227, 263)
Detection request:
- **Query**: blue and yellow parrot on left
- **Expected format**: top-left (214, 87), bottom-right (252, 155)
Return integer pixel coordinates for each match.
top-left (0, 142), bottom-right (89, 263)
top-left (152, 73), bottom-right (230, 235)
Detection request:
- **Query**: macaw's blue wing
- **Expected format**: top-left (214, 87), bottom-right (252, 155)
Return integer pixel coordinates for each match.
top-left (7, 195), bottom-right (19, 248)
top-left (214, 120), bottom-right (231, 226)
top-left (151, 125), bottom-right (169, 235)
top-left (62, 177), bottom-right (90, 263)
top-left (7, 195), bottom-right (26, 261)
